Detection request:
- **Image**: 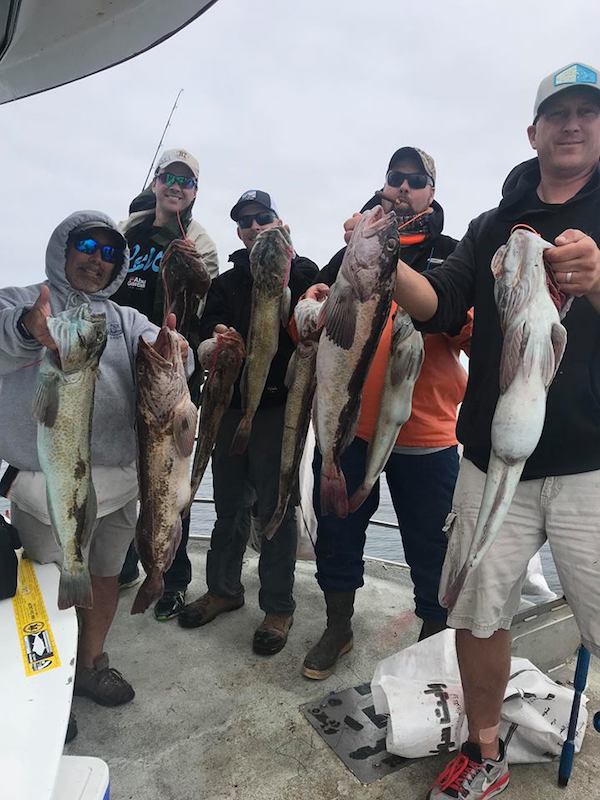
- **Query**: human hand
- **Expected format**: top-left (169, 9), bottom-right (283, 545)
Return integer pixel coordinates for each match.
top-left (545, 229), bottom-right (600, 296)
top-left (304, 283), bottom-right (330, 302)
top-left (165, 312), bottom-right (189, 360)
top-left (213, 324), bottom-right (229, 336)
top-left (22, 285), bottom-right (57, 350)
top-left (343, 212), bottom-right (362, 244)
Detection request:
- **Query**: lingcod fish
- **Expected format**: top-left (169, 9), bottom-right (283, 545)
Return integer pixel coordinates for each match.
top-left (162, 238), bottom-right (211, 340)
top-left (348, 308), bottom-right (424, 513)
top-left (314, 205), bottom-right (399, 518)
top-left (441, 228), bottom-right (568, 609)
top-left (263, 297), bottom-right (325, 540)
top-left (33, 303), bottom-right (107, 609)
top-left (230, 226), bottom-right (293, 455)
top-left (132, 325), bottom-right (198, 614)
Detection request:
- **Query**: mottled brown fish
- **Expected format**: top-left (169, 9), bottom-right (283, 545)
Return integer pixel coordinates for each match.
top-left (442, 229), bottom-right (568, 609)
top-left (162, 238), bottom-right (211, 340)
top-left (230, 226), bottom-right (293, 455)
top-left (349, 308), bottom-right (423, 513)
top-left (33, 304), bottom-right (107, 609)
top-left (314, 206), bottom-right (399, 518)
top-left (132, 325), bottom-right (198, 614)
top-left (263, 297), bottom-right (325, 540)
top-left (186, 327), bottom-right (246, 515)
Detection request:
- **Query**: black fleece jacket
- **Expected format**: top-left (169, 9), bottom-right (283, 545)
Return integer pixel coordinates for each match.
top-left (198, 248), bottom-right (318, 409)
top-left (417, 158), bottom-right (600, 479)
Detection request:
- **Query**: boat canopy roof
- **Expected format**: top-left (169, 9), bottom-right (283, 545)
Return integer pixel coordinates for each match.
top-left (0, 0), bottom-right (218, 104)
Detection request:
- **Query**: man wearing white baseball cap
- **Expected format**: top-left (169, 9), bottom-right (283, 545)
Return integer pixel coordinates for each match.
top-left (392, 62), bottom-right (600, 799)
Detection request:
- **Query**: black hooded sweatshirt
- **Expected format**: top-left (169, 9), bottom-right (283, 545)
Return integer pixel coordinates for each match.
top-left (198, 248), bottom-right (318, 409)
top-left (418, 158), bottom-right (600, 480)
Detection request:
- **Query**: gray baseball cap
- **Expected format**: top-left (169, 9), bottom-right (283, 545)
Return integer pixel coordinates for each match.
top-left (533, 62), bottom-right (600, 120)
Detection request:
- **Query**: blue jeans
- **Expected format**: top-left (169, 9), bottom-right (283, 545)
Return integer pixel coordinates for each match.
top-left (313, 438), bottom-right (459, 621)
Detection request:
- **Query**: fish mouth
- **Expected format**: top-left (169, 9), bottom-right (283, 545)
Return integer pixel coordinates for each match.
top-left (362, 205), bottom-right (397, 237)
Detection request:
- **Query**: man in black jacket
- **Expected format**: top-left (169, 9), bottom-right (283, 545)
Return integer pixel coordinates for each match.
top-left (394, 63), bottom-right (600, 800)
top-left (178, 190), bottom-right (318, 656)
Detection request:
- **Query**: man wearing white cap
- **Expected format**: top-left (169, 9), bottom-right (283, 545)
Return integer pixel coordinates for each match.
top-left (113, 148), bottom-right (219, 621)
top-left (393, 63), bottom-right (600, 799)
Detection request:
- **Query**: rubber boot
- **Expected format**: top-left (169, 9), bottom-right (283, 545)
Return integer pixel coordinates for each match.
top-left (302, 590), bottom-right (355, 680)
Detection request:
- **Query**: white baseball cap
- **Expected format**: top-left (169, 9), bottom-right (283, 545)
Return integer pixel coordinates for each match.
top-left (155, 148), bottom-right (199, 179)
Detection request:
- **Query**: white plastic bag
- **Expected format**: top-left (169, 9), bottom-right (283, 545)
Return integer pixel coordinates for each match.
top-left (372, 629), bottom-right (588, 763)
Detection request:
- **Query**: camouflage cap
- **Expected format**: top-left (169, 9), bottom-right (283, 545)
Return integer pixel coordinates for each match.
top-left (387, 147), bottom-right (436, 186)
top-left (534, 63), bottom-right (600, 120)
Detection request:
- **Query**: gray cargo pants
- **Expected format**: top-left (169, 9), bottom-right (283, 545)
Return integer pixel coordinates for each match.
top-left (206, 405), bottom-right (297, 615)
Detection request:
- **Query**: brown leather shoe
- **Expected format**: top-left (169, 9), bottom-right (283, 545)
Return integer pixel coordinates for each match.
top-left (252, 613), bottom-right (294, 655)
top-left (178, 591), bottom-right (244, 628)
top-left (74, 652), bottom-right (135, 706)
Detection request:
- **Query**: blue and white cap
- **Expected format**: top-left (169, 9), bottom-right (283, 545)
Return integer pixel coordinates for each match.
top-left (230, 189), bottom-right (279, 222)
top-left (534, 63), bottom-right (600, 119)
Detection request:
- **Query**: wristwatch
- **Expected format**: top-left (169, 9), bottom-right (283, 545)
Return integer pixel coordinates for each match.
top-left (16, 309), bottom-right (35, 341)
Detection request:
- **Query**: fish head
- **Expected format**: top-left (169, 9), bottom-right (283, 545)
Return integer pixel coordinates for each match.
top-left (347, 205), bottom-right (399, 273)
top-left (136, 327), bottom-right (187, 425)
top-left (249, 226), bottom-right (294, 286)
top-left (207, 329), bottom-right (246, 380)
top-left (491, 228), bottom-right (551, 286)
top-left (46, 304), bottom-right (107, 374)
top-left (294, 297), bottom-right (325, 342)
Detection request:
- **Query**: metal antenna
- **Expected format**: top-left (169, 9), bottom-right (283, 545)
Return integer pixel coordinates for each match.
top-left (141, 88), bottom-right (184, 191)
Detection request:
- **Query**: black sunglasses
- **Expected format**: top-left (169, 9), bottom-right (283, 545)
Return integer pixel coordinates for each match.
top-left (73, 237), bottom-right (122, 264)
top-left (156, 172), bottom-right (198, 190)
top-left (237, 211), bottom-right (277, 229)
top-left (386, 170), bottom-right (432, 190)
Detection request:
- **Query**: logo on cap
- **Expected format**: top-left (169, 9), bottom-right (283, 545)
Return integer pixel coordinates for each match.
top-left (554, 63), bottom-right (598, 87)
top-left (240, 191), bottom-right (257, 202)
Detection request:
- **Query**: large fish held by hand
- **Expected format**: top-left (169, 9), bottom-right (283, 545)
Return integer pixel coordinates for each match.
top-left (186, 327), bottom-right (246, 515)
top-left (162, 238), bottom-right (212, 340)
top-left (349, 308), bottom-right (424, 513)
top-left (441, 228), bottom-right (568, 609)
top-left (314, 206), bottom-right (399, 518)
top-left (33, 304), bottom-right (107, 609)
top-left (263, 297), bottom-right (325, 540)
top-left (230, 226), bottom-right (294, 455)
top-left (132, 325), bottom-right (198, 614)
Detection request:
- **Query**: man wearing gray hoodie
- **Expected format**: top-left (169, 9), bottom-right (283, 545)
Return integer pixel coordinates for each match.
top-left (0, 210), bottom-right (190, 719)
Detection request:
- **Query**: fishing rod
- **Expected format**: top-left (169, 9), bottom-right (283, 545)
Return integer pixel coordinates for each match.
top-left (141, 88), bottom-right (184, 191)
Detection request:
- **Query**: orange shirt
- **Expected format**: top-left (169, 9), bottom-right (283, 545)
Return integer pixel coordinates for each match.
top-left (355, 304), bottom-right (473, 447)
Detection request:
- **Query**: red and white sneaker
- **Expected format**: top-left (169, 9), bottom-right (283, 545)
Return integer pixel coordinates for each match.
top-left (426, 740), bottom-right (509, 799)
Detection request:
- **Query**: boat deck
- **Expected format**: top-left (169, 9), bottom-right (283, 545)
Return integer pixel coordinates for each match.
top-left (66, 541), bottom-right (600, 800)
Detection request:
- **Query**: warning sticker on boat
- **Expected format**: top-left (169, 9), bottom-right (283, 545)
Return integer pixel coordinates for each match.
top-left (11, 558), bottom-right (61, 677)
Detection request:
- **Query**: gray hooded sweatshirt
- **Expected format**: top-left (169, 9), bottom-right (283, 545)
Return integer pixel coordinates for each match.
top-left (0, 210), bottom-right (181, 472)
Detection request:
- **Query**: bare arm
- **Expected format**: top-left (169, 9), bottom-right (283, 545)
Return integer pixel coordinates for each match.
top-left (394, 258), bottom-right (439, 321)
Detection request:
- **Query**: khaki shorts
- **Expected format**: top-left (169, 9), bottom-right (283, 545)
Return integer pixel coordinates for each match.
top-left (10, 499), bottom-right (137, 578)
top-left (441, 458), bottom-right (600, 657)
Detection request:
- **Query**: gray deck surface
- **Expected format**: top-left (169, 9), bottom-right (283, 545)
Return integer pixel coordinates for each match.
top-left (66, 541), bottom-right (600, 800)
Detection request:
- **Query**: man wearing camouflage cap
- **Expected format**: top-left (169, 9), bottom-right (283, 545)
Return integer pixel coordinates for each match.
top-left (303, 146), bottom-right (472, 678)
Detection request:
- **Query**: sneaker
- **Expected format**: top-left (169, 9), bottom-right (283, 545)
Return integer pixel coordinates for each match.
top-left (253, 613), bottom-right (294, 656)
top-left (178, 591), bottom-right (244, 628)
top-left (427, 740), bottom-right (509, 799)
top-left (154, 589), bottom-right (186, 621)
top-left (74, 652), bottom-right (135, 707)
top-left (118, 567), bottom-right (141, 591)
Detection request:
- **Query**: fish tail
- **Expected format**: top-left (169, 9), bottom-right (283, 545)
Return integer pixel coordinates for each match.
top-left (441, 454), bottom-right (524, 610)
top-left (320, 463), bottom-right (348, 518)
top-left (230, 416), bottom-right (252, 456)
top-left (58, 566), bottom-right (93, 610)
top-left (348, 482), bottom-right (372, 514)
top-left (130, 571), bottom-right (165, 615)
top-left (263, 501), bottom-right (288, 541)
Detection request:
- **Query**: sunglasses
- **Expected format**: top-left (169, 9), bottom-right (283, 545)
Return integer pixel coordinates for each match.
top-left (73, 238), bottom-right (123, 264)
top-left (237, 211), bottom-right (277, 229)
top-left (156, 172), bottom-right (198, 190)
top-left (386, 170), bottom-right (432, 190)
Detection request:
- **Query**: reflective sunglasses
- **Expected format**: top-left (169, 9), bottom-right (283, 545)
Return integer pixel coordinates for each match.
top-left (386, 170), bottom-right (432, 190)
top-left (73, 237), bottom-right (123, 264)
top-left (156, 171), bottom-right (198, 190)
top-left (237, 211), bottom-right (277, 229)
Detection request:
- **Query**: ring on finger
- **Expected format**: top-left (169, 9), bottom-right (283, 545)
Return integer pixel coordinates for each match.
top-left (566, 271), bottom-right (573, 284)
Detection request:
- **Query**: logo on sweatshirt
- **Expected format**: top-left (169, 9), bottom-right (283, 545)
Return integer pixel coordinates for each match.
top-left (126, 275), bottom-right (147, 290)
top-left (107, 321), bottom-right (123, 338)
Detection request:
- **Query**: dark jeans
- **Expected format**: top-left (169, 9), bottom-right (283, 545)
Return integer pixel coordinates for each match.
top-left (120, 511), bottom-right (192, 591)
top-left (313, 437), bottom-right (459, 621)
top-left (206, 405), bottom-right (297, 615)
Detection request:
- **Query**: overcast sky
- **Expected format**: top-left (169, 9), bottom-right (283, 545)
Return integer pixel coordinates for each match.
top-left (2, 0), bottom-right (600, 285)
